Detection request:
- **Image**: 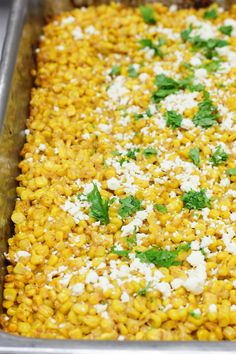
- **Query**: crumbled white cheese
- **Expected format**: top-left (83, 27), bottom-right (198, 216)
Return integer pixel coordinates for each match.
top-left (107, 177), bottom-right (121, 191)
top-left (70, 283), bottom-right (85, 296)
top-left (72, 26), bottom-right (83, 40)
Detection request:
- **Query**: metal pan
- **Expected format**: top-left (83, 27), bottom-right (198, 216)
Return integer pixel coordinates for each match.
top-left (0, 0), bottom-right (235, 352)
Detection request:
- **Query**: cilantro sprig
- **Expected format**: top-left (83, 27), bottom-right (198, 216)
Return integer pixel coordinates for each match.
top-left (128, 65), bottom-right (139, 78)
top-left (193, 91), bottom-right (219, 128)
top-left (109, 65), bottom-right (121, 76)
top-left (118, 196), bottom-right (143, 218)
top-left (139, 38), bottom-right (165, 58)
top-left (87, 184), bottom-right (110, 225)
top-left (165, 110), bottom-right (183, 129)
top-left (111, 246), bottom-right (130, 258)
top-left (189, 147), bottom-right (200, 167)
top-left (154, 204), bottom-right (167, 213)
top-left (219, 25), bottom-right (233, 36)
top-left (203, 8), bottom-right (218, 20)
top-left (135, 243), bottom-right (190, 268)
top-left (210, 145), bottom-right (228, 166)
top-left (182, 189), bottom-right (211, 210)
top-left (137, 281), bottom-right (152, 296)
top-left (140, 6), bottom-right (156, 24)
top-left (134, 107), bottom-right (153, 120)
top-left (143, 147), bottom-right (157, 158)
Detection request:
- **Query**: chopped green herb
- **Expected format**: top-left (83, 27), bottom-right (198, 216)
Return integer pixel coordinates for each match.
top-left (181, 25), bottom-right (193, 42)
top-left (201, 59), bottom-right (222, 73)
top-left (134, 112), bottom-right (144, 120)
top-left (126, 227), bottom-right (137, 248)
top-left (165, 110), bottom-right (183, 129)
top-left (219, 25), bottom-right (233, 36)
top-left (137, 282), bottom-right (151, 296)
top-left (119, 157), bottom-right (127, 166)
top-left (189, 147), bottom-right (200, 167)
top-left (128, 65), bottom-right (139, 78)
top-left (112, 150), bottom-right (122, 156)
top-left (189, 310), bottom-right (201, 319)
top-left (203, 8), bottom-right (218, 19)
top-left (140, 6), bottom-right (156, 24)
top-left (109, 197), bottom-right (116, 205)
top-left (193, 91), bottom-right (219, 128)
top-left (146, 108), bottom-right (153, 117)
top-left (109, 65), bottom-right (121, 76)
top-left (143, 147), bottom-right (157, 158)
top-left (126, 148), bottom-right (140, 160)
top-left (182, 189), bottom-right (211, 210)
top-left (118, 196), bottom-right (143, 218)
top-left (154, 204), bottom-right (167, 213)
top-left (87, 184), bottom-right (110, 224)
top-left (111, 246), bottom-right (130, 258)
top-left (135, 243), bottom-right (190, 268)
top-left (226, 168), bottom-right (236, 176)
top-left (139, 38), bottom-right (165, 58)
top-left (210, 145), bottom-right (228, 166)
top-left (200, 248), bottom-right (207, 256)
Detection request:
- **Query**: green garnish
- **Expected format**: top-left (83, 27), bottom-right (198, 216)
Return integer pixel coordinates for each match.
top-left (203, 8), bottom-right (218, 20)
top-left (189, 147), bottom-right (200, 167)
top-left (126, 148), bottom-right (140, 160)
top-left (109, 65), bottom-right (121, 76)
top-left (140, 6), bottom-right (156, 24)
top-left (151, 74), bottom-right (204, 103)
top-left (118, 196), bottom-right (143, 218)
top-left (135, 243), bottom-right (190, 268)
top-left (154, 204), bottom-right (167, 213)
top-left (134, 108), bottom-right (153, 120)
top-left (126, 227), bottom-right (137, 248)
top-left (165, 110), bottom-right (183, 129)
top-left (193, 91), bottom-right (219, 128)
top-left (182, 189), bottom-right (211, 210)
top-left (137, 282), bottom-right (151, 296)
top-left (109, 197), bottom-right (116, 205)
top-left (111, 246), bottom-right (130, 258)
top-left (201, 59), bottom-right (222, 73)
top-left (128, 65), bottom-right (139, 78)
top-left (210, 145), bottom-right (228, 166)
top-left (112, 150), bottom-right (122, 156)
top-left (139, 38), bottom-right (165, 58)
top-left (87, 184), bottom-right (110, 225)
top-left (219, 25), bottom-right (233, 36)
top-left (181, 26), bottom-right (228, 59)
top-left (143, 147), bottom-right (158, 158)
top-left (226, 168), bottom-right (236, 176)
top-left (189, 310), bottom-right (201, 319)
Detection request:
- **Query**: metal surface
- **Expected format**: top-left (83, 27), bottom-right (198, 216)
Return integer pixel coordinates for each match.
top-left (0, 0), bottom-right (12, 60)
top-left (0, 0), bottom-right (235, 352)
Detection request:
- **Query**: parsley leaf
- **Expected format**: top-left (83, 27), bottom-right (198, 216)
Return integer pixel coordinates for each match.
top-left (165, 110), bottom-right (183, 129)
top-left (137, 281), bottom-right (152, 296)
top-left (134, 108), bottom-right (153, 120)
top-left (139, 38), bottom-right (165, 58)
top-left (219, 25), bottom-right (233, 36)
top-left (143, 147), bottom-right (157, 158)
top-left (182, 189), bottom-right (211, 210)
top-left (193, 91), bottom-right (219, 128)
top-left (109, 65), bottom-right (121, 76)
top-left (119, 157), bottom-right (127, 166)
top-left (203, 8), bottom-right (218, 20)
top-left (189, 147), bottom-right (200, 167)
top-left (140, 6), bottom-right (156, 24)
top-left (118, 196), bottom-right (143, 218)
top-left (128, 65), bottom-right (139, 78)
top-left (226, 168), bottom-right (236, 176)
top-left (135, 243), bottom-right (190, 268)
top-left (154, 204), bottom-right (167, 213)
top-left (87, 184), bottom-right (110, 224)
top-left (210, 145), bottom-right (228, 166)
top-left (111, 246), bottom-right (130, 258)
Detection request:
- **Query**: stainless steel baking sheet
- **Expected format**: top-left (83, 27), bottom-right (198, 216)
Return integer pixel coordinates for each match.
top-left (0, 0), bottom-right (235, 352)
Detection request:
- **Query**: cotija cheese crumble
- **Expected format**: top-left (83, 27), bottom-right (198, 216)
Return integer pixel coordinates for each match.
top-left (1, 2), bottom-right (236, 341)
